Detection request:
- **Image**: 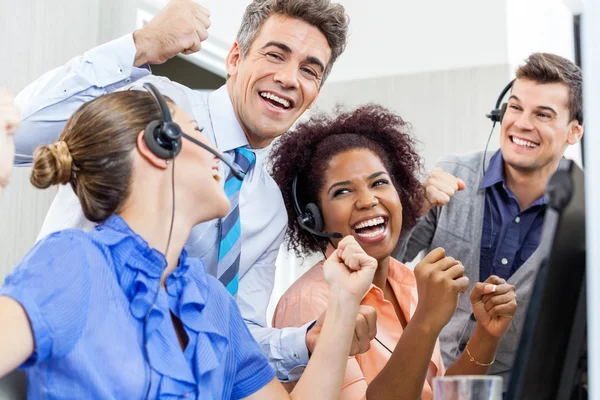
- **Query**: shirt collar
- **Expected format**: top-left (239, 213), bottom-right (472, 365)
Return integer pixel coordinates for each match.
top-left (479, 150), bottom-right (547, 207)
top-left (208, 85), bottom-right (249, 152)
top-left (479, 149), bottom-right (504, 189)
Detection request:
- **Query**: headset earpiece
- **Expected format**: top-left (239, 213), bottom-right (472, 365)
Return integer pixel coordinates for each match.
top-left (143, 120), bottom-right (178, 159)
top-left (498, 103), bottom-right (508, 124)
top-left (486, 80), bottom-right (515, 125)
top-left (142, 83), bottom-right (183, 160)
top-left (303, 203), bottom-right (324, 232)
top-left (291, 175), bottom-right (343, 239)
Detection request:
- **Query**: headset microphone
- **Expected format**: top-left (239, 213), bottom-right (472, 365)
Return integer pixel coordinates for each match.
top-left (140, 82), bottom-right (245, 400)
top-left (142, 82), bottom-right (244, 180)
top-left (292, 176), bottom-right (342, 239)
top-left (180, 132), bottom-right (244, 180)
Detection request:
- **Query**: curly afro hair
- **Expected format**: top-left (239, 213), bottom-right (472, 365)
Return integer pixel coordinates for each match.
top-left (269, 104), bottom-right (424, 255)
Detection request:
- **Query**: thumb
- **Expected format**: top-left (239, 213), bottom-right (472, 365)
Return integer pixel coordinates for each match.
top-left (457, 178), bottom-right (466, 191)
top-left (470, 282), bottom-right (497, 302)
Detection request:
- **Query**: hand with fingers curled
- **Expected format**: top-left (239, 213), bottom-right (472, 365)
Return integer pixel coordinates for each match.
top-left (306, 236), bottom-right (378, 357)
top-left (470, 275), bottom-right (518, 338)
top-left (419, 167), bottom-right (466, 216)
top-left (412, 248), bottom-right (470, 333)
top-left (323, 236), bottom-right (378, 300)
top-left (306, 304), bottom-right (378, 357)
top-left (133, 0), bottom-right (212, 66)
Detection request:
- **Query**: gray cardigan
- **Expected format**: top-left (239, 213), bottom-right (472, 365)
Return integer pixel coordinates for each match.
top-left (394, 151), bottom-right (545, 387)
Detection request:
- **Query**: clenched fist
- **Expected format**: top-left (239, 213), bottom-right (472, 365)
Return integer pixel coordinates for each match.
top-left (420, 167), bottom-right (465, 216)
top-left (412, 248), bottom-right (470, 333)
top-left (323, 236), bottom-right (378, 300)
top-left (470, 275), bottom-right (517, 338)
top-left (133, 0), bottom-right (211, 66)
top-left (307, 305), bottom-right (377, 357)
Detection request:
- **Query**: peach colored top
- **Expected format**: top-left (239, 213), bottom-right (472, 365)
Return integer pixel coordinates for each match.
top-left (272, 254), bottom-right (445, 400)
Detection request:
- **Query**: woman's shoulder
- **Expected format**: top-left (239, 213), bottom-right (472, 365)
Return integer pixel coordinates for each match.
top-left (272, 259), bottom-right (330, 328)
top-left (284, 259), bottom-right (330, 299)
top-left (388, 257), bottom-right (417, 286)
top-left (24, 229), bottom-right (106, 264)
top-left (7, 229), bottom-right (110, 289)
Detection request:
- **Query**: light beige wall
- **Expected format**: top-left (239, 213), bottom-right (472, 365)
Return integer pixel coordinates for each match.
top-left (0, 0), bottom-right (138, 280)
top-left (315, 64), bottom-right (512, 171)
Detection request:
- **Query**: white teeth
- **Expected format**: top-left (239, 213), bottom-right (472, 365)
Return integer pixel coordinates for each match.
top-left (353, 217), bottom-right (385, 230)
top-left (260, 92), bottom-right (291, 108)
top-left (512, 137), bottom-right (539, 148)
top-left (356, 224), bottom-right (385, 238)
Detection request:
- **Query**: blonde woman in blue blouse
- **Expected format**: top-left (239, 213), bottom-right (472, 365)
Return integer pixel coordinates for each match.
top-left (0, 90), bottom-right (377, 399)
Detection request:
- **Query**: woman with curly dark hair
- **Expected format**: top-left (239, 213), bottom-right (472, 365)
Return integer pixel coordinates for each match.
top-left (270, 105), bottom-right (517, 400)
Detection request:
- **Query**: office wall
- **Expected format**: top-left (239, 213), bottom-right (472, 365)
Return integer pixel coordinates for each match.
top-left (0, 0), bottom-right (137, 279)
top-left (315, 64), bottom-right (512, 170)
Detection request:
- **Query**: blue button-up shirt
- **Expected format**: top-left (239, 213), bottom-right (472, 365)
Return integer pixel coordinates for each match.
top-left (0, 215), bottom-right (274, 399)
top-left (479, 151), bottom-right (547, 281)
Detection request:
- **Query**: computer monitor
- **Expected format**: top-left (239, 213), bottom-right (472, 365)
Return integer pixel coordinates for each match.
top-left (506, 159), bottom-right (587, 400)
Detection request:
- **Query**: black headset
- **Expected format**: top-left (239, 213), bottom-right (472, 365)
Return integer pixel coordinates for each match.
top-left (142, 82), bottom-right (244, 179)
top-left (141, 83), bottom-right (244, 400)
top-left (292, 175), bottom-right (342, 239)
top-left (486, 79), bottom-right (515, 124)
top-left (481, 79), bottom-right (515, 174)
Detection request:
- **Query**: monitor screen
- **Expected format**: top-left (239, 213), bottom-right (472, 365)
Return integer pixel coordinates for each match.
top-left (506, 159), bottom-right (587, 400)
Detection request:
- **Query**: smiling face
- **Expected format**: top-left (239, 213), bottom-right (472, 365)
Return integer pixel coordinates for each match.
top-left (500, 79), bottom-right (584, 175)
top-left (171, 106), bottom-right (230, 221)
top-left (318, 149), bottom-right (403, 262)
top-left (226, 14), bottom-right (332, 149)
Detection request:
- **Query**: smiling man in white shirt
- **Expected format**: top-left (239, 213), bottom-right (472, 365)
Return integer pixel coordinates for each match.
top-left (13, 0), bottom-right (377, 383)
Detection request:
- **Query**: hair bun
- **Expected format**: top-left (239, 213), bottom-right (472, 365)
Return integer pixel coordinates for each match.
top-left (30, 140), bottom-right (73, 189)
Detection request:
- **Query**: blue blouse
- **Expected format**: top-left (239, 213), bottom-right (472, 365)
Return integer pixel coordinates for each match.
top-left (0, 215), bottom-right (274, 399)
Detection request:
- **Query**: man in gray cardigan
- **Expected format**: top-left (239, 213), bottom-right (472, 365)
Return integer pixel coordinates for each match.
top-left (394, 52), bottom-right (584, 386)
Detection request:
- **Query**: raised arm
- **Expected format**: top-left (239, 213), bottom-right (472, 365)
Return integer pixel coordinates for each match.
top-left (14, 0), bottom-right (210, 165)
top-left (237, 226), bottom-right (316, 381)
top-left (393, 167), bottom-right (465, 262)
top-left (445, 275), bottom-right (517, 376)
top-left (365, 248), bottom-right (470, 400)
top-left (14, 35), bottom-right (148, 165)
top-left (244, 236), bottom-right (378, 400)
top-left (239, 229), bottom-right (377, 383)
top-left (0, 297), bottom-right (34, 378)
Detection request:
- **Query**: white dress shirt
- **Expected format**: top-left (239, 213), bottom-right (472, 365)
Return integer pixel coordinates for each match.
top-left (14, 33), bottom-right (311, 380)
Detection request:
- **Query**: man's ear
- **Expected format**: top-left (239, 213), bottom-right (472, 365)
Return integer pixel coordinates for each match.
top-left (567, 121), bottom-right (584, 145)
top-left (136, 130), bottom-right (169, 169)
top-left (226, 41), bottom-right (242, 78)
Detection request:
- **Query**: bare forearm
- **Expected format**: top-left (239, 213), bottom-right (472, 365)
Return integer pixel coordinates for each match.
top-left (445, 325), bottom-right (501, 376)
top-left (290, 286), bottom-right (360, 400)
top-left (366, 317), bottom-right (440, 400)
top-left (0, 297), bottom-right (34, 378)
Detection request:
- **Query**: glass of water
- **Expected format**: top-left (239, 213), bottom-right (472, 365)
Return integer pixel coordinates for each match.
top-left (432, 376), bottom-right (503, 400)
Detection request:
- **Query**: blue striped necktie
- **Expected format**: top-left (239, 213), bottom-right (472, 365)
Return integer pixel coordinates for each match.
top-left (218, 146), bottom-right (256, 297)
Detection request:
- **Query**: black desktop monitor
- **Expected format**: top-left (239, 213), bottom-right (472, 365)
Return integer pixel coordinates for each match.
top-left (506, 159), bottom-right (587, 400)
